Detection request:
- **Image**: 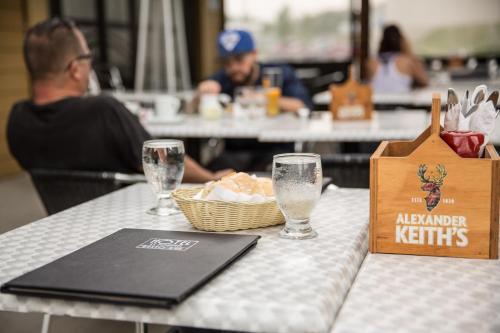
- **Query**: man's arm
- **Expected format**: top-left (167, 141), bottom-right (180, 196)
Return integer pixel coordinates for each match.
top-left (279, 97), bottom-right (305, 113)
top-left (190, 70), bottom-right (226, 113)
top-left (401, 35), bottom-right (429, 87)
top-left (280, 65), bottom-right (313, 113)
top-left (183, 155), bottom-right (233, 183)
top-left (189, 80), bottom-right (222, 114)
top-left (411, 57), bottom-right (429, 87)
top-left (146, 151), bottom-right (233, 183)
top-left (198, 80), bottom-right (222, 95)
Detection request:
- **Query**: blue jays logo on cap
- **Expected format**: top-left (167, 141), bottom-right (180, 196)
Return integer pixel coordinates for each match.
top-left (217, 29), bottom-right (255, 58)
top-left (220, 31), bottom-right (241, 52)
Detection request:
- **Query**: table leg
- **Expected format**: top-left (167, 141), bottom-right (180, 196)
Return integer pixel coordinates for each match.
top-left (40, 315), bottom-right (148, 333)
top-left (294, 141), bottom-right (304, 152)
top-left (185, 138), bottom-right (201, 163)
top-left (40, 313), bottom-right (51, 333)
top-left (135, 322), bottom-right (148, 333)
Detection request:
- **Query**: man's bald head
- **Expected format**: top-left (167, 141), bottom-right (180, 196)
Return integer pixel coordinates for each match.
top-left (23, 18), bottom-right (88, 82)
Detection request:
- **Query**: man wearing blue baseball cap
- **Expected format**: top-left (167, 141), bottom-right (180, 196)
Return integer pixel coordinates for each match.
top-left (197, 29), bottom-right (312, 112)
top-left (197, 29), bottom-right (310, 171)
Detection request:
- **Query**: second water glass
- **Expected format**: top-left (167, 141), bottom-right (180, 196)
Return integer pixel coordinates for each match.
top-left (272, 153), bottom-right (322, 239)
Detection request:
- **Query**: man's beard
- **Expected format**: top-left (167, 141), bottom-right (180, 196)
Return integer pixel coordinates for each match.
top-left (230, 64), bottom-right (256, 86)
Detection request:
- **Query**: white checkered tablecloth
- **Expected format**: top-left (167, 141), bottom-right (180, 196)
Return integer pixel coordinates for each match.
top-left (145, 115), bottom-right (276, 139)
top-left (0, 184), bottom-right (369, 333)
top-left (258, 111), bottom-right (428, 143)
top-left (313, 79), bottom-right (500, 107)
top-left (144, 111), bottom-right (443, 143)
top-left (331, 252), bottom-right (500, 333)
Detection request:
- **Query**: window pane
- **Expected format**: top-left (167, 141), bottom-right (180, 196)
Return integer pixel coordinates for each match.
top-left (61, 0), bottom-right (96, 21)
top-left (370, 0), bottom-right (500, 57)
top-left (79, 26), bottom-right (99, 57)
top-left (107, 28), bottom-right (133, 86)
top-left (224, 0), bottom-right (351, 62)
top-left (105, 0), bottom-right (129, 24)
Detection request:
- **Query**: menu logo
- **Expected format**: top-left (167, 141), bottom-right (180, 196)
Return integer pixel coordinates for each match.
top-left (136, 238), bottom-right (199, 251)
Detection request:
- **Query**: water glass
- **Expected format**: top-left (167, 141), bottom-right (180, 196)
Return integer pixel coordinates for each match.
top-left (272, 153), bottom-right (322, 239)
top-left (234, 86), bottom-right (266, 119)
top-left (142, 140), bottom-right (185, 216)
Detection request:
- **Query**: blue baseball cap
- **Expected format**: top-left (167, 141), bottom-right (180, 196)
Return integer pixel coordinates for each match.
top-left (217, 29), bottom-right (255, 58)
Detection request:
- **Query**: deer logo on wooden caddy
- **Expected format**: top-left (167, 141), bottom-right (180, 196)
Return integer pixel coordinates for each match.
top-left (417, 164), bottom-right (447, 212)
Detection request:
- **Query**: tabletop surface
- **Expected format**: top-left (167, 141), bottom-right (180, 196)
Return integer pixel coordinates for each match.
top-left (144, 111), bottom-right (500, 145)
top-left (145, 114), bottom-right (281, 139)
top-left (257, 111), bottom-right (429, 142)
top-left (111, 90), bottom-right (196, 103)
top-left (313, 78), bottom-right (500, 106)
top-left (331, 251), bottom-right (500, 333)
top-left (145, 111), bottom-right (430, 142)
top-left (0, 184), bottom-right (369, 333)
top-left (145, 110), bottom-right (500, 145)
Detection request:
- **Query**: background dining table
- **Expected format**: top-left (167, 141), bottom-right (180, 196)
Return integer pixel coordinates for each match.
top-left (144, 111), bottom-right (500, 146)
top-left (313, 78), bottom-right (500, 108)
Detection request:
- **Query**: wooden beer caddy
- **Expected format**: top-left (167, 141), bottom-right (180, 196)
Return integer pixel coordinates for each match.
top-left (370, 93), bottom-right (500, 259)
top-left (329, 66), bottom-right (372, 120)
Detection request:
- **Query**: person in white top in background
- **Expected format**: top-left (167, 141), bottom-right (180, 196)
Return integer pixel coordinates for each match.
top-left (366, 25), bottom-right (429, 93)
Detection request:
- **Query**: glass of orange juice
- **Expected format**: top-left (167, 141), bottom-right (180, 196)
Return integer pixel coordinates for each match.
top-left (263, 67), bottom-right (283, 117)
top-left (266, 87), bottom-right (281, 117)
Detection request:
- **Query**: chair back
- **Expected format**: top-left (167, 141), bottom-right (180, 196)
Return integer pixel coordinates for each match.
top-left (29, 169), bottom-right (145, 215)
top-left (321, 154), bottom-right (371, 188)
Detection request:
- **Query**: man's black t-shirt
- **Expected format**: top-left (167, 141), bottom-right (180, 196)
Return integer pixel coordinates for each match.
top-left (7, 95), bottom-right (152, 173)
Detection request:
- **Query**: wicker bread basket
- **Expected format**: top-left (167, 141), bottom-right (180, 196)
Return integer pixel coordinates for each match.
top-left (172, 187), bottom-right (285, 232)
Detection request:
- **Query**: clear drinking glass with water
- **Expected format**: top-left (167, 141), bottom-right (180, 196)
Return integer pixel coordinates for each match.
top-left (272, 153), bottom-right (322, 239)
top-left (234, 86), bottom-right (266, 119)
top-left (142, 139), bottom-right (185, 216)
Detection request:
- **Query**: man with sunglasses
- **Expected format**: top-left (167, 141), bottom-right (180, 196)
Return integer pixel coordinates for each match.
top-left (7, 18), bottom-right (230, 182)
top-left (197, 29), bottom-right (313, 112)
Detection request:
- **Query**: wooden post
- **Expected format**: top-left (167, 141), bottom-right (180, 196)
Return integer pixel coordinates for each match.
top-left (360, 0), bottom-right (369, 81)
top-left (431, 93), bottom-right (441, 135)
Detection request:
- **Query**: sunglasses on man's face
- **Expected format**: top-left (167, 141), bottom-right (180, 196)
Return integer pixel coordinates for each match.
top-left (66, 53), bottom-right (93, 70)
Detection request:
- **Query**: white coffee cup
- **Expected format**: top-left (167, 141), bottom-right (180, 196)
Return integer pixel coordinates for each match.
top-left (155, 95), bottom-right (181, 120)
top-left (199, 94), bottom-right (223, 120)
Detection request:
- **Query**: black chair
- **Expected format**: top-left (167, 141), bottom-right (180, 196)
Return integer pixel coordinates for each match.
top-left (321, 153), bottom-right (371, 188)
top-left (29, 169), bottom-right (146, 215)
